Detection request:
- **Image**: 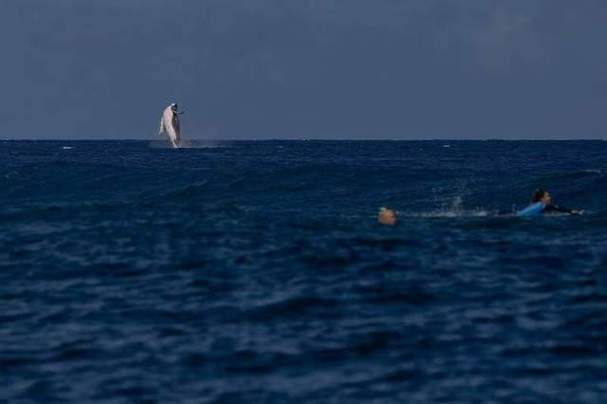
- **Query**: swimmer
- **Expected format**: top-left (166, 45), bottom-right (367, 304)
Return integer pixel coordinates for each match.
top-left (378, 207), bottom-right (397, 225)
top-left (517, 189), bottom-right (582, 217)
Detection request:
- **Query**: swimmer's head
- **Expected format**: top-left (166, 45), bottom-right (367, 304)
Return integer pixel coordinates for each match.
top-left (170, 102), bottom-right (178, 111)
top-left (378, 207), bottom-right (397, 226)
top-left (531, 189), bottom-right (551, 204)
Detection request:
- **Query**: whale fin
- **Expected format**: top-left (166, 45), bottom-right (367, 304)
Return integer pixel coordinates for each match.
top-left (158, 117), bottom-right (165, 136)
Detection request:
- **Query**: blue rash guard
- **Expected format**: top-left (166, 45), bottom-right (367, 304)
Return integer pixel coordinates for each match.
top-left (517, 202), bottom-right (545, 217)
top-left (517, 202), bottom-right (575, 217)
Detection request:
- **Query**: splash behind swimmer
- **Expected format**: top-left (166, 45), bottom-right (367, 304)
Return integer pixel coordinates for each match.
top-left (517, 189), bottom-right (582, 217)
top-left (158, 102), bottom-right (184, 148)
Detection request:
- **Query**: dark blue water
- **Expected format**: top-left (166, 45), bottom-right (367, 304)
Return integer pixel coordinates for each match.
top-left (2, 140), bottom-right (607, 403)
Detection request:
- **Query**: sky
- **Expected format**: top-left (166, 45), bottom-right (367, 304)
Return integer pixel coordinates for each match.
top-left (1, 0), bottom-right (606, 139)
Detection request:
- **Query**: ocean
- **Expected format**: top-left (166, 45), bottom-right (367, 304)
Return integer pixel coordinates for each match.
top-left (2, 140), bottom-right (607, 403)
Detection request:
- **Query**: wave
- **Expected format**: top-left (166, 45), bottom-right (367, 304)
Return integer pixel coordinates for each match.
top-left (401, 209), bottom-right (492, 218)
top-left (534, 169), bottom-right (603, 181)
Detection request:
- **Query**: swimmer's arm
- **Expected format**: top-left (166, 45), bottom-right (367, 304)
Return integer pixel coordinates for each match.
top-left (545, 204), bottom-right (583, 215)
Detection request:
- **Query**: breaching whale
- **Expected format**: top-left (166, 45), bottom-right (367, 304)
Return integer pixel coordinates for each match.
top-left (158, 103), bottom-right (183, 148)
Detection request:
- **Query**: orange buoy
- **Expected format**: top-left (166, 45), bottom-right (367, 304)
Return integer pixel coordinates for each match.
top-left (378, 207), bottom-right (397, 226)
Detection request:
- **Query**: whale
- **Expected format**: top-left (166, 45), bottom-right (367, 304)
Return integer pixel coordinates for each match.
top-left (158, 103), bottom-right (183, 148)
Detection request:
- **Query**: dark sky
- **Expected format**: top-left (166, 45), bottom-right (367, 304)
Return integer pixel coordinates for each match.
top-left (1, 0), bottom-right (606, 139)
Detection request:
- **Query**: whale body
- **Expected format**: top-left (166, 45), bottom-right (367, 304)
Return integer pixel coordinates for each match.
top-left (158, 103), bottom-right (182, 148)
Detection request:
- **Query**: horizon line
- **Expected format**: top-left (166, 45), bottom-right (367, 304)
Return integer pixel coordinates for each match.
top-left (1, 137), bottom-right (606, 142)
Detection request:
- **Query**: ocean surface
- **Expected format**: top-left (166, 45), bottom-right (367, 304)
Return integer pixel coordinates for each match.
top-left (2, 140), bottom-right (607, 403)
